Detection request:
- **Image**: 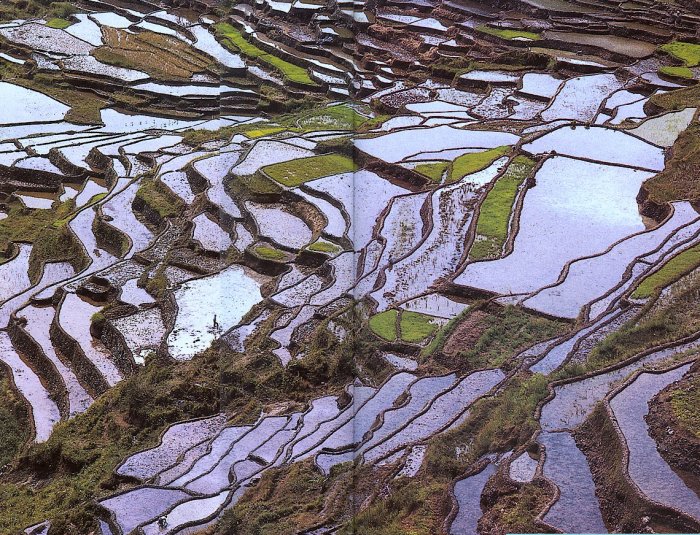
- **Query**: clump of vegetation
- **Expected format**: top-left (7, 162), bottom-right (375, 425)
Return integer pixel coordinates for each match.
top-left (214, 23), bottom-right (317, 86)
top-left (649, 84), bottom-right (700, 111)
top-left (0, 0), bottom-right (76, 22)
top-left (253, 245), bottom-right (286, 261)
top-left (470, 156), bottom-right (535, 260)
top-left (660, 41), bottom-right (700, 67)
top-left (263, 154), bottom-right (357, 187)
top-left (0, 367), bottom-right (29, 469)
top-left (477, 25), bottom-right (541, 41)
top-left (449, 146), bottom-right (510, 183)
top-left (632, 244), bottom-right (700, 298)
top-left (135, 179), bottom-right (185, 219)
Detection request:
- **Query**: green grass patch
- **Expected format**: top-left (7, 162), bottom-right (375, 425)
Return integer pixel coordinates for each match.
top-left (659, 65), bottom-right (694, 79)
top-left (632, 244), bottom-right (700, 298)
top-left (477, 25), bottom-right (541, 41)
top-left (253, 245), bottom-right (286, 261)
top-left (369, 310), bottom-right (398, 341)
top-left (415, 161), bottom-right (449, 182)
top-left (262, 154), bottom-right (357, 187)
top-left (470, 156), bottom-right (535, 260)
top-left (643, 123), bottom-right (700, 201)
top-left (214, 23), bottom-right (317, 86)
top-left (242, 125), bottom-right (285, 139)
top-left (46, 17), bottom-right (72, 29)
top-left (307, 240), bottom-right (341, 254)
top-left (399, 311), bottom-right (438, 343)
top-left (449, 146), bottom-right (510, 183)
top-left (660, 41), bottom-right (700, 67)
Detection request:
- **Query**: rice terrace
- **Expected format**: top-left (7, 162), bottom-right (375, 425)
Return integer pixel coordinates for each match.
top-left (0, 0), bottom-right (698, 532)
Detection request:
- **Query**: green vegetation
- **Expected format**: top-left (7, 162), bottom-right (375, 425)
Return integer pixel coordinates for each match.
top-left (650, 84), bottom-right (700, 111)
top-left (659, 65), bottom-right (694, 79)
top-left (477, 25), bottom-right (541, 41)
top-left (369, 310), bottom-right (398, 341)
top-left (632, 245), bottom-right (700, 298)
top-left (470, 156), bottom-right (535, 260)
top-left (415, 162), bottom-right (448, 182)
top-left (307, 240), bottom-right (341, 254)
top-left (263, 154), bottom-right (357, 187)
top-left (660, 41), bottom-right (700, 67)
top-left (214, 23), bottom-right (317, 86)
top-left (449, 146), bottom-right (510, 183)
top-left (369, 310), bottom-right (439, 343)
top-left (46, 17), bottom-right (73, 29)
top-left (0, 368), bottom-right (29, 469)
top-left (643, 123), bottom-right (700, 202)
top-left (400, 311), bottom-right (438, 343)
top-left (253, 245), bottom-right (286, 261)
top-left (135, 179), bottom-right (185, 219)
top-left (669, 374), bottom-right (700, 437)
top-left (242, 126), bottom-right (286, 139)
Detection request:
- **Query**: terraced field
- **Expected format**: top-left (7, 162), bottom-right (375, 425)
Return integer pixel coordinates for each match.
top-left (0, 0), bottom-right (699, 533)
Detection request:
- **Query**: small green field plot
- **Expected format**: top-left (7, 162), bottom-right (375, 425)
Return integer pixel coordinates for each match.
top-left (477, 25), bottom-right (541, 41)
top-left (449, 146), bottom-right (510, 183)
top-left (307, 240), bottom-right (341, 254)
top-left (415, 162), bottom-right (449, 182)
top-left (263, 154), bottom-right (357, 187)
top-left (215, 23), bottom-right (317, 86)
top-left (659, 66), bottom-right (694, 79)
top-left (369, 310), bottom-right (398, 341)
top-left (632, 244), bottom-right (700, 299)
top-left (470, 156), bottom-right (535, 260)
top-left (46, 17), bottom-right (73, 29)
top-left (241, 125), bottom-right (286, 139)
top-left (399, 311), bottom-right (439, 343)
top-left (135, 179), bottom-right (184, 219)
top-left (253, 245), bottom-right (287, 261)
top-left (670, 375), bottom-right (700, 437)
top-left (660, 41), bottom-right (700, 67)
top-left (295, 104), bottom-right (369, 131)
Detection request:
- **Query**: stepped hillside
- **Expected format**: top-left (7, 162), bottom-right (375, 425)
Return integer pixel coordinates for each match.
top-left (0, 0), bottom-right (698, 533)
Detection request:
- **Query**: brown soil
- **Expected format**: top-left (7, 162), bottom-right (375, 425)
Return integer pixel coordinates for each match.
top-left (443, 310), bottom-right (490, 356)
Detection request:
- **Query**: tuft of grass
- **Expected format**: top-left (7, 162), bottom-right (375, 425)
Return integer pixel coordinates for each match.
top-left (660, 41), bottom-right (700, 67)
top-left (470, 156), bottom-right (534, 260)
top-left (399, 311), bottom-right (438, 343)
top-left (369, 310), bottom-right (398, 341)
top-left (415, 162), bottom-right (448, 182)
top-left (45, 17), bottom-right (72, 29)
top-left (477, 25), bottom-right (541, 41)
top-left (253, 245), bottom-right (286, 261)
top-left (632, 244), bottom-right (700, 299)
top-left (449, 146), bottom-right (510, 183)
top-left (214, 23), bottom-right (317, 86)
top-left (659, 65), bottom-right (694, 79)
top-left (263, 154), bottom-right (357, 187)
